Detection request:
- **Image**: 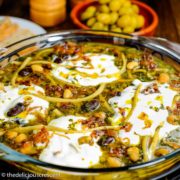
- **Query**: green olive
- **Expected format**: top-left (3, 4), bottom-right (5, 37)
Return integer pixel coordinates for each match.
top-left (117, 15), bottom-right (132, 28)
top-left (122, 1), bottom-right (131, 7)
top-left (136, 15), bottom-right (145, 29)
top-left (95, 12), bottom-right (101, 17)
top-left (119, 0), bottom-right (126, 3)
top-left (111, 27), bottom-right (122, 33)
top-left (103, 25), bottom-right (109, 31)
top-left (99, 0), bottom-right (111, 4)
top-left (81, 12), bottom-right (88, 21)
top-left (86, 6), bottom-right (96, 13)
top-left (87, 17), bottom-right (96, 27)
top-left (119, 6), bottom-right (134, 15)
top-left (99, 5), bottom-right (110, 13)
top-left (131, 16), bottom-right (137, 29)
top-left (97, 13), bottom-right (111, 25)
top-left (81, 6), bottom-right (96, 21)
top-left (110, 12), bottom-right (119, 25)
top-left (92, 22), bottom-right (104, 30)
top-left (109, 0), bottom-right (123, 12)
top-left (132, 4), bottom-right (139, 14)
top-left (123, 26), bottom-right (135, 33)
top-left (110, 24), bottom-right (118, 29)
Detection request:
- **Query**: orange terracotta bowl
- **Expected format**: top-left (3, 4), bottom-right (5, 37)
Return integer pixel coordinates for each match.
top-left (71, 0), bottom-right (159, 36)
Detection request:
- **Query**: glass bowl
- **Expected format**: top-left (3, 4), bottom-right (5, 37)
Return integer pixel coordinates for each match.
top-left (0, 30), bottom-right (179, 180)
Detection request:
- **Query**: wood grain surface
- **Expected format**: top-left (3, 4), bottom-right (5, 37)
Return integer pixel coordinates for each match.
top-left (0, 0), bottom-right (180, 42)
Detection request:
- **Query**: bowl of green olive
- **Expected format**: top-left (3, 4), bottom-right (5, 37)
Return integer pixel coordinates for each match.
top-left (71, 0), bottom-right (159, 36)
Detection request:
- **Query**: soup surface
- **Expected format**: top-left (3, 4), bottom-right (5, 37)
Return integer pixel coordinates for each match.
top-left (0, 42), bottom-right (179, 168)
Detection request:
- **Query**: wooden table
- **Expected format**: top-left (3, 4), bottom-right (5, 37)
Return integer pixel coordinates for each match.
top-left (0, 0), bottom-right (180, 179)
top-left (0, 0), bottom-right (180, 43)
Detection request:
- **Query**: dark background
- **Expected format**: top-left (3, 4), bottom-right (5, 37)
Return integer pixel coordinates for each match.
top-left (0, 0), bottom-right (180, 42)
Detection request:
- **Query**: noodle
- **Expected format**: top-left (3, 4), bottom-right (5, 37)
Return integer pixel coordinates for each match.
top-left (11, 60), bottom-right (53, 67)
top-left (118, 78), bottom-right (134, 82)
top-left (35, 48), bottom-right (53, 59)
top-left (31, 83), bottom-right (106, 103)
top-left (133, 69), bottom-right (147, 73)
top-left (10, 125), bottom-right (44, 133)
top-left (149, 125), bottom-right (162, 159)
top-left (99, 95), bottom-right (114, 113)
top-left (142, 136), bottom-right (150, 162)
top-left (127, 70), bottom-right (134, 79)
top-left (172, 95), bottom-right (180, 108)
top-left (53, 132), bottom-right (70, 139)
top-left (29, 61), bottom-right (52, 65)
top-left (44, 74), bottom-right (56, 85)
top-left (154, 68), bottom-right (168, 72)
top-left (10, 61), bottom-right (21, 65)
top-left (11, 57), bottom-right (32, 86)
top-left (10, 124), bottom-right (122, 134)
top-left (125, 84), bottom-right (142, 122)
top-left (53, 76), bottom-right (82, 88)
top-left (10, 60), bottom-right (53, 68)
top-left (119, 53), bottom-right (127, 75)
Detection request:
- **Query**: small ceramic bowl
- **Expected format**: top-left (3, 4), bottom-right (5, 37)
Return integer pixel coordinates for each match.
top-left (71, 0), bottom-right (159, 36)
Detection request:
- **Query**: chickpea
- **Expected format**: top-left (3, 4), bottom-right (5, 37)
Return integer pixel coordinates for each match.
top-left (127, 61), bottom-right (139, 70)
top-left (127, 147), bottom-right (140, 162)
top-left (155, 148), bottom-right (170, 156)
top-left (6, 131), bottom-right (18, 139)
top-left (107, 157), bottom-right (123, 167)
top-left (0, 131), bottom-right (5, 136)
top-left (107, 129), bottom-right (118, 137)
top-left (20, 141), bottom-right (36, 155)
top-left (158, 73), bottom-right (170, 83)
top-left (94, 112), bottom-right (106, 120)
top-left (123, 26), bottom-right (135, 34)
top-left (52, 109), bottom-right (63, 117)
top-left (167, 115), bottom-right (177, 125)
top-left (63, 89), bottom-right (73, 99)
top-left (15, 133), bottom-right (27, 143)
top-left (78, 136), bottom-right (93, 145)
top-left (31, 64), bottom-right (43, 73)
top-left (0, 82), bottom-right (4, 91)
top-left (0, 70), bottom-right (5, 75)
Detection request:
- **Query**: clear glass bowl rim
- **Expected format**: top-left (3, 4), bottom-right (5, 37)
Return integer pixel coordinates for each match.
top-left (0, 29), bottom-right (179, 173)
